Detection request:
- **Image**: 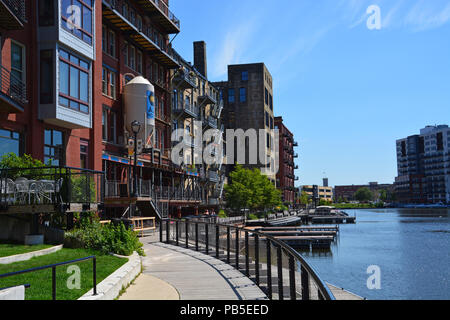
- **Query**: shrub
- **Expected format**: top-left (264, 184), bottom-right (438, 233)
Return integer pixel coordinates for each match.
top-left (248, 214), bottom-right (259, 221)
top-left (65, 220), bottom-right (144, 256)
top-left (218, 210), bottom-right (227, 218)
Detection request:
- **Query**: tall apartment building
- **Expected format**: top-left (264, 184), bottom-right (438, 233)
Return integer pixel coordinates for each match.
top-left (395, 125), bottom-right (450, 204)
top-left (274, 116), bottom-right (298, 205)
top-left (0, 0), bottom-right (226, 220)
top-left (213, 63), bottom-right (277, 182)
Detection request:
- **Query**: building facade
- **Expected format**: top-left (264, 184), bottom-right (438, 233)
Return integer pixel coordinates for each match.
top-left (213, 63), bottom-right (277, 182)
top-left (274, 116), bottom-right (298, 205)
top-left (302, 185), bottom-right (333, 203)
top-left (334, 182), bottom-right (395, 202)
top-left (0, 0), bottom-right (226, 220)
top-left (395, 125), bottom-right (450, 204)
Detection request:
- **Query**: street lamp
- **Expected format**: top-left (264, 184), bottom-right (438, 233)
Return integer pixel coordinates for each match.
top-left (131, 120), bottom-right (141, 197)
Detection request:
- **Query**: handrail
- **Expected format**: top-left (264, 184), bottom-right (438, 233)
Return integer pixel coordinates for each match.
top-left (0, 63), bottom-right (27, 105)
top-left (2, 0), bottom-right (26, 23)
top-left (161, 219), bottom-right (335, 300)
top-left (0, 256), bottom-right (97, 300)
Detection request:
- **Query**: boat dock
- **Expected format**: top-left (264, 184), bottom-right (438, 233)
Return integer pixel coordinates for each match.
top-left (309, 215), bottom-right (356, 224)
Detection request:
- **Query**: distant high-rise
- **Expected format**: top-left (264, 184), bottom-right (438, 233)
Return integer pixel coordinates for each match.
top-left (395, 125), bottom-right (450, 204)
top-left (323, 178), bottom-right (329, 187)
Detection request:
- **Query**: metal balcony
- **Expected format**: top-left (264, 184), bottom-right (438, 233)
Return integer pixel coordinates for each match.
top-left (0, 0), bottom-right (26, 30)
top-left (0, 64), bottom-right (26, 113)
top-left (208, 170), bottom-right (219, 183)
top-left (293, 141), bottom-right (299, 147)
top-left (173, 101), bottom-right (199, 119)
top-left (102, 0), bottom-right (179, 69)
top-left (204, 116), bottom-right (218, 129)
top-left (136, 0), bottom-right (180, 34)
top-left (198, 92), bottom-right (217, 106)
top-left (173, 70), bottom-right (197, 90)
top-left (293, 153), bottom-right (299, 158)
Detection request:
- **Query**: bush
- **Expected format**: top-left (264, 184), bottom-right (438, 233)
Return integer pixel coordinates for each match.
top-left (65, 220), bottom-right (144, 257)
top-left (248, 214), bottom-right (259, 220)
top-left (218, 210), bottom-right (228, 218)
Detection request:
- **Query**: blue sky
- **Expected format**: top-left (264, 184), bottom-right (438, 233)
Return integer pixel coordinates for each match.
top-left (170, 0), bottom-right (450, 187)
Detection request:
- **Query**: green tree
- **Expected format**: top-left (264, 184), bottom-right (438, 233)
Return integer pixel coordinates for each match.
top-left (225, 164), bottom-right (281, 215)
top-left (354, 187), bottom-right (374, 202)
top-left (299, 191), bottom-right (310, 205)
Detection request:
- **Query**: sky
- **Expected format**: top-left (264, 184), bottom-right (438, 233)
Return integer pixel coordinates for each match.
top-left (170, 0), bottom-right (450, 187)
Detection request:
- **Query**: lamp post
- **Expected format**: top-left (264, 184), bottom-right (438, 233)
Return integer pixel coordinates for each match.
top-left (131, 120), bottom-right (141, 197)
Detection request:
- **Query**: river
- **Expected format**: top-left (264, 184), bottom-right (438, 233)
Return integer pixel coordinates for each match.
top-left (298, 208), bottom-right (450, 300)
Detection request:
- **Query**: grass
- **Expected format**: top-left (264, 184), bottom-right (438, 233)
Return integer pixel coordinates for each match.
top-left (0, 243), bottom-right (53, 258)
top-left (0, 248), bottom-right (128, 300)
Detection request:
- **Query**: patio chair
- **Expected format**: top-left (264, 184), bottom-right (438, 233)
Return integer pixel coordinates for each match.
top-left (28, 180), bottom-right (42, 204)
top-left (15, 177), bottom-right (29, 204)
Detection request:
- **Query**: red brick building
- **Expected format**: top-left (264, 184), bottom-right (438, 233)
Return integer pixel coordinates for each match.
top-left (274, 116), bottom-right (298, 205)
top-left (0, 0), bottom-right (224, 220)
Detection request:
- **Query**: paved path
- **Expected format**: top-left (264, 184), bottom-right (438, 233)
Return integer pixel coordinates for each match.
top-left (135, 237), bottom-right (267, 300)
top-left (119, 274), bottom-right (180, 300)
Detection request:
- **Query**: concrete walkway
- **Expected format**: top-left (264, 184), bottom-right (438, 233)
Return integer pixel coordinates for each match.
top-left (122, 236), bottom-right (267, 300)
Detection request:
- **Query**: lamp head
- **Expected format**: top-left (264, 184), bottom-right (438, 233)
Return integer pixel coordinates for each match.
top-left (131, 120), bottom-right (141, 135)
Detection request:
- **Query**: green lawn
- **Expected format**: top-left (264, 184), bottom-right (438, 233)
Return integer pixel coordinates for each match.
top-left (0, 244), bottom-right (53, 258)
top-left (0, 248), bottom-right (128, 300)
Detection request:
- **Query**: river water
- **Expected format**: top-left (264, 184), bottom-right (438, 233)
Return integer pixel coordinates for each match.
top-left (298, 208), bottom-right (450, 300)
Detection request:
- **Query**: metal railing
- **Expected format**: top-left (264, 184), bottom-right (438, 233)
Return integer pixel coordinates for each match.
top-left (173, 100), bottom-right (199, 118)
top-left (0, 256), bottom-right (97, 300)
top-left (2, 0), bottom-right (26, 23)
top-left (0, 167), bottom-right (104, 208)
top-left (149, 0), bottom-right (180, 29)
top-left (160, 219), bottom-right (335, 300)
top-left (0, 63), bottom-right (27, 106)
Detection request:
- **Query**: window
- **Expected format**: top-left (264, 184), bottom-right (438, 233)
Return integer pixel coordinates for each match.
top-left (102, 25), bottom-right (107, 52)
top-left (80, 140), bottom-right (89, 169)
top-left (61, 0), bottom-right (93, 45)
top-left (265, 112), bottom-right (269, 127)
top-left (122, 2), bottom-right (128, 19)
top-left (39, 0), bottom-right (55, 26)
top-left (0, 129), bottom-right (23, 158)
top-left (137, 50), bottom-right (143, 73)
top-left (124, 41), bottom-right (128, 66)
top-left (102, 66), bottom-right (117, 99)
top-left (109, 111), bottom-right (117, 144)
top-left (136, 15), bottom-right (142, 31)
top-left (228, 89), bottom-right (235, 103)
top-left (269, 94), bottom-right (273, 110)
top-left (11, 41), bottom-right (25, 85)
top-left (44, 129), bottom-right (64, 166)
top-left (265, 88), bottom-right (269, 105)
top-left (59, 48), bottom-right (90, 113)
top-left (242, 71), bottom-right (248, 81)
top-left (129, 46), bottom-right (135, 70)
top-left (40, 50), bottom-right (54, 104)
top-left (239, 87), bottom-right (246, 102)
top-left (102, 108), bottom-right (108, 141)
top-left (108, 30), bottom-right (116, 57)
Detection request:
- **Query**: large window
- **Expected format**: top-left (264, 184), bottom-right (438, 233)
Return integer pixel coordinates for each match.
top-left (242, 71), bottom-right (248, 81)
top-left (59, 49), bottom-right (90, 113)
top-left (102, 66), bottom-right (117, 99)
top-left (40, 50), bottom-right (54, 104)
top-left (39, 0), bottom-right (55, 26)
top-left (61, 0), bottom-right (93, 45)
top-left (0, 129), bottom-right (23, 158)
top-left (102, 108), bottom-right (108, 141)
top-left (44, 129), bottom-right (64, 166)
top-left (80, 139), bottom-right (89, 169)
top-left (102, 25), bottom-right (116, 57)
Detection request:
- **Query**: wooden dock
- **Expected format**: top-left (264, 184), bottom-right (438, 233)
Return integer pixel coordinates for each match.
top-left (259, 230), bottom-right (337, 238)
top-left (310, 215), bottom-right (356, 224)
top-left (260, 226), bottom-right (339, 232)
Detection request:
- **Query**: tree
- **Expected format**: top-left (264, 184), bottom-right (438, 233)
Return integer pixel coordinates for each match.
top-left (379, 189), bottom-right (388, 202)
top-left (354, 187), bottom-right (373, 202)
top-left (225, 164), bottom-right (281, 215)
top-left (299, 191), bottom-right (310, 205)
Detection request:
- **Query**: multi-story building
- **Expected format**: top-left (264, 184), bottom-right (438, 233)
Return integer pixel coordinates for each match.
top-left (0, 1), bottom-right (227, 221)
top-left (302, 185), bottom-right (333, 203)
top-left (395, 125), bottom-right (450, 204)
top-left (171, 41), bottom-right (226, 215)
top-left (274, 116), bottom-right (298, 205)
top-left (334, 182), bottom-right (395, 202)
top-left (213, 63), bottom-right (277, 182)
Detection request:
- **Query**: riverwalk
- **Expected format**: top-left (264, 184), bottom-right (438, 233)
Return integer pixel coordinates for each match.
top-left (120, 234), bottom-right (363, 300)
top-left (121, 235), bottom-right (267, 300)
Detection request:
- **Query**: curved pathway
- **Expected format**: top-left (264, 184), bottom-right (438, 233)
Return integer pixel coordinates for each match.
top-left (127, 236), bottom-right (267, 300)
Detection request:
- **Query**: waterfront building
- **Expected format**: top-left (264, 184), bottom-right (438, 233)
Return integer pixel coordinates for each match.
top-left (274, 116), bottom-right (298, 205)
top-left (395, 125), bottom-right (450, 204)
top-left (213, 63), bottom-right (277, 182)
top-left (334, 182), bottom-right (394, 202)
top-left (0, 0), bottom-right (225, 220)
top-left (302, 185), bottom-right (333, 202)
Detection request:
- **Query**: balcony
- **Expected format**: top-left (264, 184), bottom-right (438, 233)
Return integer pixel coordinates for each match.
top-left (294, 165), bottom-right (299, 170)
top-left (198, 92), bottom-right (217, 106)
top-left (0, 0), bottom-right (26, 30)
top-left (208, 171), bottom-right (219, 183)
top-left (173, 70), bottom-right (197, 90)
top-left (204, 116), bottom-right (218, 129)
top-left (0, 64), bottom-right (26, 113)
top-left (293, 141), bottom-right (299, 147)
top-left (136, 0), bottom-right (180, 34)
top-left (173, 100), bottom-right (199, 119)
top-left (293, 153), bottom-right (299, 158)
top-left (102, 0), bottom-right (179, 69)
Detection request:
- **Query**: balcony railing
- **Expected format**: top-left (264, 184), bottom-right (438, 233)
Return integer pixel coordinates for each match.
top-left (0, 64), bottom-right (26, 112)
top-left (204, 116), bottom-right (218, 129)
top-left (173, 100), bottom-right (199, 119)
top-left (147, 0), bottom-right (180, 31)
top-left (198, 92), bottom-right (217, 106)
top-left (208, 171), bottom-right (219, 183)
top-left (173, 70), bottom-right (197, 90)
top-left (0, 0), bottom-right (26, 29)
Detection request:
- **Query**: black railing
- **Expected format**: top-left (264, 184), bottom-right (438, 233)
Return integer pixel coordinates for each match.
top-left (160, 219), bottom-right (335, 300)
top-left (0, 63), bottom-right (27, 106)
top-left (0, 256), bottom-right (97, 300)
top-left (149, 0), bottom-right (180, 29)
top-left (2, 0), bottom-right (26, 23)
top-left (0, 166), bottom-right (105, 208)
